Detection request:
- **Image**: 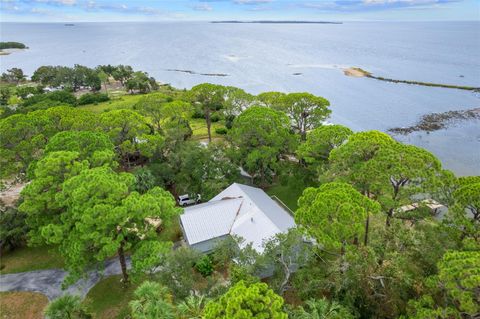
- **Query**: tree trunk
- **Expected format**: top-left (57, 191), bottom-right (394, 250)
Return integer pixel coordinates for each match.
top-left (386, 209), bottom-right (393, 228)
top-left (118, 243), bottom-right (129, 285)
top-left (364, 213), bottom-right (370, 246)
top-left (205, 108), bottom-right (212, 142)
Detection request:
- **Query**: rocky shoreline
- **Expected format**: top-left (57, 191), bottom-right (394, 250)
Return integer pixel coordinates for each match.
top-left (388, 108), bottom-right (480, 135)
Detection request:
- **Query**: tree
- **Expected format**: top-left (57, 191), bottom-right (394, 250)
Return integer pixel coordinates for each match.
top-left (97, 70), bottom-right (109, 93)
top-left (45, 131), bottom-right (115, 162)
top-left (44, 294), bottom-right (92, 319)
top-left (177, 295), bottom-right (208, 319)
top-left (289, 298), bottom-right (354, 319)
top-left (0, 207), bottom-right (29, 255)
top-left (1, 68), bottom-right (26, 84)
top-left (133, 93), bottom-right (171, 133)
top-left (0, 105), bottom-right (101, 178)
top-left (296, 182), bottom-right (381, 251)
top-left (189, 83), bottom-right (226, 142)
top-left (223, 86), bottom-right (254, 117)
top-left (229, 106), bottom-right (295, 185)
top-left (126, 71), bottom-right (157, 93)
top-left (43, 167), bottom-right (180, 284)
top-left (155, 247), bottom-right (203, 300)
top-left (262, 228), bottom-right (313, 294)
top-left (129, 281), bottom-right (175, 319)
top-left (0, 110), bottom-right (51, 177)
top-left (297, 124), bottom-right (353, 166)
top-left (0, 86), bottom-right (11, 105)
top-left (446, 176), bottom-right (480, 244)
top-left (19, 150), bottom-right (114, 245)
top-left (404, 250), bottom-right (480, 318)
top-left (112, 65), bottom-right (133, 87)
top-left (203, 280), bottom-right (288, 319)
top-left (99, 109), bottom-right (164, 167)
top-left (173, 142), bottom-right (240, 200)
top-left (327, 131), bottom-right (442, 227)
top-left (276, 93), bottom-right (331, 141)
top-left (257, 91), bottom-right (286, 108)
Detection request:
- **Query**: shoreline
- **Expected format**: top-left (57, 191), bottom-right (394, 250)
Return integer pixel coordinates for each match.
top-left (343, 67), bottom-right (479, 91)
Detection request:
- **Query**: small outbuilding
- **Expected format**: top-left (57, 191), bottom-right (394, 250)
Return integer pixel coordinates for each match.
top-left (179, 183), bottom-right (296, 253)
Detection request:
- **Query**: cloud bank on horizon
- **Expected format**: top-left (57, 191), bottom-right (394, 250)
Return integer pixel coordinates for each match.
top-left (0, 0), bottom-right (478, 22)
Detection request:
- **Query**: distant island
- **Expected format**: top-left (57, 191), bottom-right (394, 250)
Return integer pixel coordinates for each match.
top-left (211, 20), bottom-right (342, 24)
top-left (0, 42), bottom-right (27, 55)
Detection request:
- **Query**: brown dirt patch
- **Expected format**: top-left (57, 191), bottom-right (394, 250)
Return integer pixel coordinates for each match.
top-left (0, 291), bottom-right (48, 319)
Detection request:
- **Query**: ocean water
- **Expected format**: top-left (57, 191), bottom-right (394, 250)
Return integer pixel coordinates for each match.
top-left (1, 21), bottom-right (479, 175)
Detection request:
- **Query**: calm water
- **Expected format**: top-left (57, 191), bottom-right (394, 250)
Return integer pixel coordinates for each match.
top-left (1, 21), bottom-right (479, 175)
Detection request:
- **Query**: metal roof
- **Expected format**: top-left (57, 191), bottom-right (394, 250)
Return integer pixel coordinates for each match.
top-left (180, 198), bottom-right (242, 245)
top-left (181, 183), bottom-right (296, 252)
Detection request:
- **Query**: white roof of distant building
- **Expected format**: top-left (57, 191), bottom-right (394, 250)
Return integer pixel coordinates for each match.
top-left (180, 183), bottom-right (296, 252)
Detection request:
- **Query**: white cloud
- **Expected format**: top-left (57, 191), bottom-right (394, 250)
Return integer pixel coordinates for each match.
top-left (193, 3), bottom-right (213, 11)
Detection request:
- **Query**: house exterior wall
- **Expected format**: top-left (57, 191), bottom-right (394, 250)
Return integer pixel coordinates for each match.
top-left (190, 235), bottom-right (230, 253)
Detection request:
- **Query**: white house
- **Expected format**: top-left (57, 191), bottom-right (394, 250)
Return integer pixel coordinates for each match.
top-left (179, 183), bottom-right (296, 253)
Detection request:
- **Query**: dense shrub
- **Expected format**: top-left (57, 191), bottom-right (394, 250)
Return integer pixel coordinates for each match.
top-left (0, 207), bottom-right (29, 254)
top-left (215, 127), bottom-right (228, 135)
top-left (210, 113), bottom-right (221, 122)
top-left (23, 90), bottom-right (77, 107)
top-left (77, 93), bottom-right (109, 105)
top-left (225, 114), bottom-right (236, 129)
top-left (192, 107), bottom-right (205, 119)
top-left (195, 255), bottom-right (214, 277)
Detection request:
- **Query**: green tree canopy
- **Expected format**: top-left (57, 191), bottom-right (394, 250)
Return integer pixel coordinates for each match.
top-left (404, 250), bottom-right (480, 318)
top-left (229, 106), bottom-right (295, 185)
top-left (296, 182), bottom-right (381, 251)
top-left (45, 130), bottom-right (115, 163)
top-left (327, 131), bottom-right (442, 226)
top-left (203, 281), bottom-right (288, 319)
top-left (42, 166), bottom-right (180, 284)
top-left (99, 109), bottom-right (164, 167)
top-left (297, 124), bottom-right (353, 165)
top-left (446, 176), bottom-right (480, 244)
top-left (276, 93), bottom-right (331, 141)
top-left (189, 83), bottom-right (226, 142)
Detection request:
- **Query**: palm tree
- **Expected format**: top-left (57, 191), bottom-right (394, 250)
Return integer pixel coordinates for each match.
top-left (129, 281), bottom-right (176, 319)
top-left (177, 295), bottom-right (208, 319)
top-left (44, 294), bottom-right (92, 319)
top-left (291, 298), bottom-right (354, 319)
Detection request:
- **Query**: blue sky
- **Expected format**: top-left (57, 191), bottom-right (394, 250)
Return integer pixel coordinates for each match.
top-left (1, 0), bottom-right (479, 22)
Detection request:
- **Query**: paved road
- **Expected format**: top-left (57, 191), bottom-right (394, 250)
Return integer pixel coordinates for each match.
top-left (0, 257), bottom-right (130, 300)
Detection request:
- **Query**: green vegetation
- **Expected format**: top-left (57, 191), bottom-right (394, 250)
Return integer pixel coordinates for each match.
top-left (1, 66), bottom-right (479, 319)
top-left (0, 245), bottom-right (63, 274)
top-left (0, 42), bottom-right (27, 50)
top-left (83, 275), bottom-right (137, 319)
top-left (266, 183), bottom-right (303, 211)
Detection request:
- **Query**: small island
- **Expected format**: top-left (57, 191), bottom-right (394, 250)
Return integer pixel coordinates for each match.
top-left (0, 42), bottom-right (28, 55)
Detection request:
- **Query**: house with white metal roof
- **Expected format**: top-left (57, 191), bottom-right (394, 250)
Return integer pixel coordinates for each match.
top-left (179, 183), bottom-right (296, 253)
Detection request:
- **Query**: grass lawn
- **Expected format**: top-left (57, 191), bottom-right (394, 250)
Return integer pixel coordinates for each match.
top-left (0, 245), bottom-right (63, 274)
top-left (79, 94), bottom-right (142, 113)
top-left (83, 275), bottom-right (137, 319)
top-left (190, 118), bottom-right (227, 140)
top-left (0, 291), bottom-right (49, 319)
top-left (266, 183), bottom-right (304, 212)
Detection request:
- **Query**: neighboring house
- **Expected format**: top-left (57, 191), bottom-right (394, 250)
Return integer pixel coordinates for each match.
top-left (179, 183), bottom-right (296, 253)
